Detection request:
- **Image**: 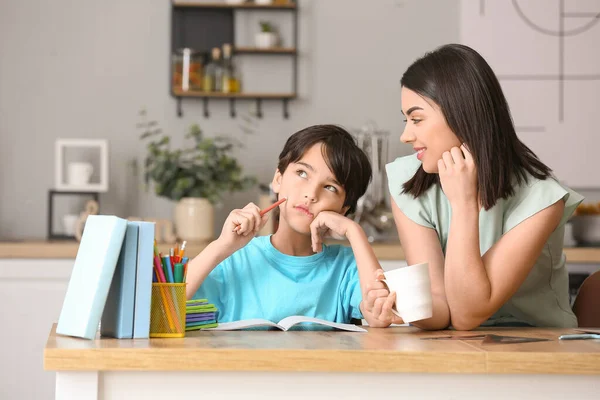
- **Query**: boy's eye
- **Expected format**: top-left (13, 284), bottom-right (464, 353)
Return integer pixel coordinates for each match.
top-left (296, 169), bottom-right (307, 178)
top-left (325, 185), bottom-right (338, 193)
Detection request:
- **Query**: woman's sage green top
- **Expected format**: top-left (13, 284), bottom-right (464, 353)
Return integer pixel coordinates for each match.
top-left (386, 154), bottom-right (584, 328)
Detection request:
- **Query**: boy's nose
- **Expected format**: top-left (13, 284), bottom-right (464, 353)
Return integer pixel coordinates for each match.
top-left (304, 192), bottom-right (317, 203)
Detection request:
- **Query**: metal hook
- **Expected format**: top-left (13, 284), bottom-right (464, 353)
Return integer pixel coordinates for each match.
top-left (203, 98), bottom-right (210, 118)
top-left (229, 98), bottom-right (236, 118)
top-left (176, 98), bottom-right (183, 118)
top-left (256, 98), bottom-right (263, 119)
top-left (282, 99), bottom-right (289, 119)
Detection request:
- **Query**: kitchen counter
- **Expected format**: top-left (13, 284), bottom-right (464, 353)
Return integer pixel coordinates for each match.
top-left (2, 239), bottom-right (600, 263)
top-left (44, 324), bottom-right (600, 400)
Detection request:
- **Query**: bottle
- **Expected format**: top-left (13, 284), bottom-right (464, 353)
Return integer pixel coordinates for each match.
top-left (221, 43), bottom-right (240, 93)
top-left (203, 47), bottom-right (223, 92)
top-left (172, 48), bottom-right (202, 91)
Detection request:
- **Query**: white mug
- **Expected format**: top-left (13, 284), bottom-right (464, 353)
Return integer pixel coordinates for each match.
top-left (62, 214), bottom-right (80, 236)
top-left (381, 262), bottom-right (433, 323)
top-left (67, 162), bottom-right (94, 186)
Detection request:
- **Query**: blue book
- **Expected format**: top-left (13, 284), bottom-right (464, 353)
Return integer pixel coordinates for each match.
top-left (100, 222), bottom-right (140, 339)
top-left (131, 221), bottom-right (155, 339)
top-left (56, 215), bottom-right (128, 340)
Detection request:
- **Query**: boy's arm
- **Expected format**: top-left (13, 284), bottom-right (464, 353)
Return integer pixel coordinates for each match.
top-left (185, 240), bottom-right (231, 299)
top-left (310, 212), bottom-right (393, 328)
top-left (186, 202), bottom-right (268, 300)
top-left (344, 224), bottom-right (394, 328)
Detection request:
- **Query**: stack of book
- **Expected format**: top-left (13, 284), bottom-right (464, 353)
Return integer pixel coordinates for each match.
top-left (185, 299), bottom-right (218, 331)
top-left (56, 216), bottom-right (156, 340)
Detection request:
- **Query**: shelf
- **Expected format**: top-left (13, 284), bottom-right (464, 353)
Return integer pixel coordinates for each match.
top-left (171, 1), bottom-right (298, 119)
top-left (172, 89), bottom-right (296, 99)
top-left (172, 2), bottom-right (296, 10)
top-left (234, 47), bottom-right (296, 54)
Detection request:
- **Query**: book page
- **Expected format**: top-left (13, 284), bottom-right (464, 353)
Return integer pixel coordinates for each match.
top-left (278, 316), bottom-right (367, 332)
top-left (204, 319), bottom-right (282, 331)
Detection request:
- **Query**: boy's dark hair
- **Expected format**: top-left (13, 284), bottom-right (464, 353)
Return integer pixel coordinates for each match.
top-left (401, 43), bottom-right (552, 210)
top-left (277, 124), bottom-right (372, 215)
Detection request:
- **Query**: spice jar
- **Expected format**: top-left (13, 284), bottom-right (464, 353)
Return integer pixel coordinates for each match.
top-left (172, 48), bottom-right (203, 91)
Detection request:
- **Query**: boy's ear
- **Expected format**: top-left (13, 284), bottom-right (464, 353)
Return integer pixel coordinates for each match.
top-left (271, 169), bottom-right (282, 194)
top-left (341, 205), bottom-right (350, 216)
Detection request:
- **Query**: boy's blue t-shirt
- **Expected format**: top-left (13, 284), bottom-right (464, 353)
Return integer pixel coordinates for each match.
top-left (193, 235), bottom-right (363, 323)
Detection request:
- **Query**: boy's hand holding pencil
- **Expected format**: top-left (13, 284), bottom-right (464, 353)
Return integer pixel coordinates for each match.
top-left (217, 198), bottom-right (287, 254)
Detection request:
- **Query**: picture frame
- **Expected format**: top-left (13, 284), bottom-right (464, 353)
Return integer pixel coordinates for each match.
top-left (54, 139), bottom-right (109, 192)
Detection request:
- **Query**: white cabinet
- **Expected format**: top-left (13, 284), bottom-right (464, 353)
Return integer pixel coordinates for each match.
top-left (0, 259), bottom-right (74, 400)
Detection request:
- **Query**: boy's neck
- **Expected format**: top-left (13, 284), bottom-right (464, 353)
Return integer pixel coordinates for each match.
top-left (270, 224), bottom-right (315, 257)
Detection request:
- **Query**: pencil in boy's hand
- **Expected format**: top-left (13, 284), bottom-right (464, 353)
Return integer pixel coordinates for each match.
top-left (260, 197), bottom-right (287, 216)
top-left (233, 197), bottom-right (287, 232)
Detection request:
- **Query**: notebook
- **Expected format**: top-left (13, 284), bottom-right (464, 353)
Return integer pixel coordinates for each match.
top-left (100, 222), bottom-right (140, 338)
top-left (204, 316), bottom-right (367, 332)
top-left (56, 215), bottom-right (128, 340)
top-left (131, 221), bottom-right (155, 339)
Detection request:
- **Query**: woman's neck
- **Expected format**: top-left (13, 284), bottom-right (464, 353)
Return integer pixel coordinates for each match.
top-left (270, 222), bottom-right (315, 257)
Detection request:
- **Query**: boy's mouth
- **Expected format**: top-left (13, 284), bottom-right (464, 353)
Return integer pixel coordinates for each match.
top-left (294, 205), bottom-right (314, 218)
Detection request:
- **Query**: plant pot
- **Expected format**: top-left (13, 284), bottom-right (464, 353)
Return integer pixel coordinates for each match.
top-left (255, 32), bottom-right (278, 49)
top-left (174, 197), bottom-right (214, 242)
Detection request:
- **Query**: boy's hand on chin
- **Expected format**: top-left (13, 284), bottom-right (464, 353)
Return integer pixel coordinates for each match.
top-left (310, 211), bottom-right (357, 253)
top-left (217, 202), bottom-right (269, 254)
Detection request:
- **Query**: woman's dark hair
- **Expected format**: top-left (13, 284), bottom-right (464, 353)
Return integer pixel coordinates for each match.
top-left (401, 44), bottom-right (552, 210)
top-left (277, 124), bottom-right (372, 215)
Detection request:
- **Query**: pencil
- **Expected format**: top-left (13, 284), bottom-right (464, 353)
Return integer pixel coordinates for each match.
top-left (260, 197), bottom-right (287, 216)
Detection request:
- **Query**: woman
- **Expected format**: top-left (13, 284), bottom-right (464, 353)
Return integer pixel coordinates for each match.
top-left (363, 44), bottom-right (583, 330)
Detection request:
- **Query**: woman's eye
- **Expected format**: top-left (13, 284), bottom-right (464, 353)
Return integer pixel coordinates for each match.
top-left (412, 119), bottom-right (422, 124)
top-left (297, 170), bottom-right (307, 178)
top-left (325, 185), bottom-right (338, 193)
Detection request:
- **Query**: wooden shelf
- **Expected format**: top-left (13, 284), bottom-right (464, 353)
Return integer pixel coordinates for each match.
top-left (172, 88), bottom-right (296, 99)
top-left (234, 47), bottom-right (296, 54)
top-left (172, 2), bottom-right (296, 10)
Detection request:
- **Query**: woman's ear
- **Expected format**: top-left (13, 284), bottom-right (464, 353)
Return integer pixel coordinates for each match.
top-left (341, 205), bottom-right (350, 216)
top-left (271, 169), bottom-right (282, 194)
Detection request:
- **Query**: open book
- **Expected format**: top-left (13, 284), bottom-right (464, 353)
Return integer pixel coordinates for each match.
top-left (205, 316), bottom-right (366, 332)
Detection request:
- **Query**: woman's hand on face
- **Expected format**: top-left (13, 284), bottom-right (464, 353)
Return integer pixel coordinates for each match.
top-left (438, 144), bottom-right (478, 208)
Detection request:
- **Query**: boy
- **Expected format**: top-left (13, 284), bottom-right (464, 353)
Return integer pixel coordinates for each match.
top-left (186, 124), bottom-right (391, 328)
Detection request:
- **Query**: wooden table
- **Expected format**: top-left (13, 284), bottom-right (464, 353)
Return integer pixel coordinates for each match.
top-left (44, 324), bottom-right (600, 400)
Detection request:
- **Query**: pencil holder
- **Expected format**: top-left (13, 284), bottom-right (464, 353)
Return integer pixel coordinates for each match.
top-left (150, 283), bottom-right (187, 338)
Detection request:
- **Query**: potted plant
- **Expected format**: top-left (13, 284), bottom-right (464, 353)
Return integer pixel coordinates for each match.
top-left (255, 21), bottom-right (278, 49)
top-left (138, 110), bottom-right (256, 242)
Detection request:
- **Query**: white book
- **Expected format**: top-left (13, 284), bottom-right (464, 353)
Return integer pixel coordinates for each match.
top-left (205, 316), bottom-right (367, 332)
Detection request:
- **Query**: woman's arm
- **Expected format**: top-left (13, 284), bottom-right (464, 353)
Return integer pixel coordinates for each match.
top-left (391, 199), bottom-right (451, 330)
top-left (438, 146), bottom-right (566, 330)
top-left (445, 199), bottom-right (564, 330)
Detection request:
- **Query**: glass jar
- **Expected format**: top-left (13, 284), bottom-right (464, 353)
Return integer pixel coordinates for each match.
top-left (172, 48), bottom-right (203, 91)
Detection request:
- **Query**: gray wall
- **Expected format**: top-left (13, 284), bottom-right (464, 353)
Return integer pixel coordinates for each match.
top-left (0, 0), bottom-right (460, 239)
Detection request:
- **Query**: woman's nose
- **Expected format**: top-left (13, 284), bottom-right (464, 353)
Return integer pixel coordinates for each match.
top-left (400, 124), bottom-right (415, 143)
